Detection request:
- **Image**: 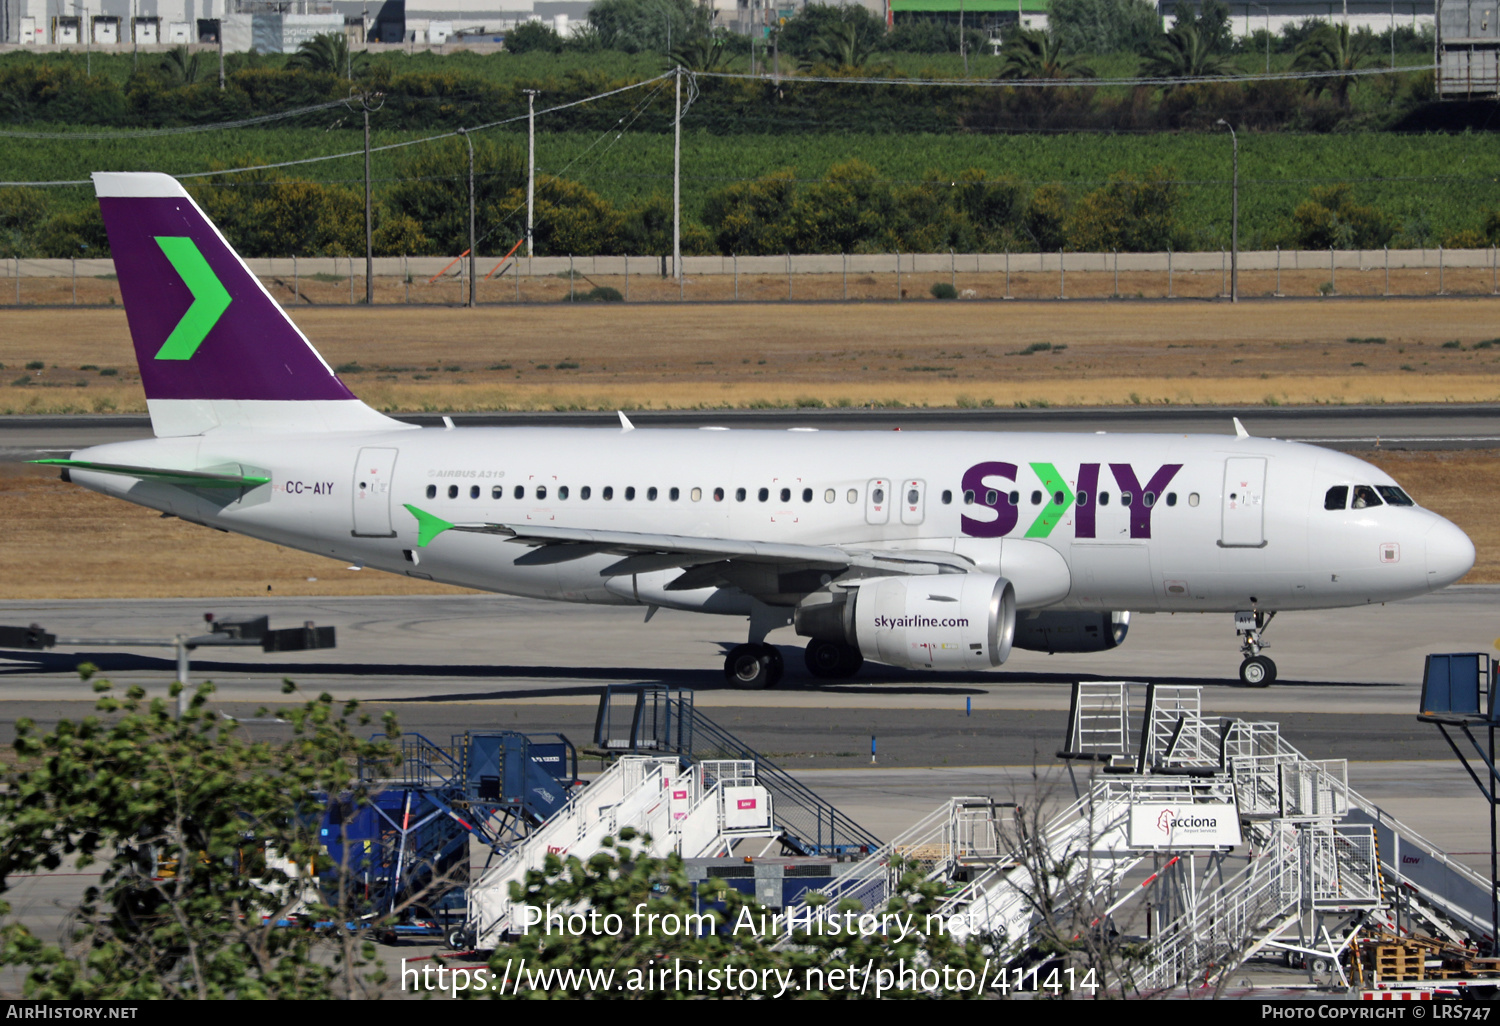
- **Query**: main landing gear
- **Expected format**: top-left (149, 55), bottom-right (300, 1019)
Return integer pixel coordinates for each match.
top-left (803, 638), bottom-right (864, 680)
top-left (724, 644), bottom-right (783, 689)
top-left (1235, 609), bottom-right (1277, 687)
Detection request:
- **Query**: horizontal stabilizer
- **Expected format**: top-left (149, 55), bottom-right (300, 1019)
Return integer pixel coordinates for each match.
top-left (32, 459), bottom-right (269, 489)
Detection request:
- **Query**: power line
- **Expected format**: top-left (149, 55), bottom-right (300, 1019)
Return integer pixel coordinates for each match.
top-left (0, 99), bottom-right (351, 140)
top-left (695, 63), bottom-right (1436, 89)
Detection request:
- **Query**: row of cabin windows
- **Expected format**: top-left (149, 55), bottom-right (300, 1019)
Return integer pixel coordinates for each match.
top-left (1324, 484), bottom-right (1415, 511)
top-left (940, 489), bottom-right (1197, 509)
top-left (426, 483), bottom-right (869, 504)
top-left (424, 482), bottom-right (1201, 510)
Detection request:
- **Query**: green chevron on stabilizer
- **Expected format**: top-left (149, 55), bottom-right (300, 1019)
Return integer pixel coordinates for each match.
top-left (153, 236), bottom-right (231, 361)
top-left (404, 504), bottom-right (455, 547)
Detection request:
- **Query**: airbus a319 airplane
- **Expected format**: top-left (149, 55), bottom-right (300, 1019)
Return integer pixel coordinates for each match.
top-left (40, 172), bottom-right (1476, 689)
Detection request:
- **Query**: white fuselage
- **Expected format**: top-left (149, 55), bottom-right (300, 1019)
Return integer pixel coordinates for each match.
top-left (67, 425), bottom-right (1475, 617)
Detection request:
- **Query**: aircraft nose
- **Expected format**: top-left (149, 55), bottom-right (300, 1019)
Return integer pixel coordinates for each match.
top-left (1425, 517), bottom-right (1475, 590)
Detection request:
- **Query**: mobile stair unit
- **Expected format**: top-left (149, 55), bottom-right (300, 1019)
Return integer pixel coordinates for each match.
top-left (780, 683), bottom-right (1490, 993)
top-left (464, 755), bottom-right (778, 949)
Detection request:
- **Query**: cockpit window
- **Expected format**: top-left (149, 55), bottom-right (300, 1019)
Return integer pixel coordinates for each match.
top-left (1351, 485), bottom-right (1383, 509)
top-left (1376, 485), bottom-right (1415, 507)
top-left (1324, 486), bottom-right (1348, 511)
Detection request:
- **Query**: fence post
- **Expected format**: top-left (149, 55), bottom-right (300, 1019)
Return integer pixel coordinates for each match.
top-left (1385, 246), bottom-right (1390, 297)
top-left (569, 254), bottom-right (575, 301)
top-left (895, 250), bottom-right (901, 301)
top-left (950, 248), bottom-right (956, 292)
top-left (293, 255), bottom-right (299, 305)
top-left (14, 256), bottom-right (19, 305)
top-left (625, 255), bottom-right (630, 302)
top-left (1059, 247), bottom-right (1065, 299)
top-left (733, 254), bottom-right (738, 301)
top-left (1221, 247), bottom-right (1226, 298)
top-left (350, 258), bottom-right (354, 305)
top-left (1438, 244), bottom-right (1445, 295)
top-left (1330, 247), bottom-right (1336, 295)
top-left (787, 253), bottom-right (792, 301)
top-left (1168, 248), bottom-right (1173, 298)
top-left (1113, 249), bottom-right (1119, 298)
top-left (1276, 245), bottom-right (1283, 297)
top-left (1493, 245), bottom-right (1497, 296)
top-left (72, 256), bottom-right (76, 305)
top-left (404, 255), bottom-right (409, 304)
top-left (680, 256), bottom-right (685, 302)
top-left (1004, 248), bottom-right (1010, 299)
top-left (842, 252), bottom-right (847, 301)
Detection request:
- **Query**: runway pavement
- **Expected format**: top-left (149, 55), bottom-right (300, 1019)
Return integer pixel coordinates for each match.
top-left (5, 403), bottom-right (1500, 462)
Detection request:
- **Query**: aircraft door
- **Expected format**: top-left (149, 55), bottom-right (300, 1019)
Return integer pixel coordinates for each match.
top-left (865, 478), bottom-right (891, 525)
top-left (900, 479), bottom-right (926, 525)
top-left (1220, 457), bottom-right (1267, 548)
top-left (352, 447), bottom-right (399, 537)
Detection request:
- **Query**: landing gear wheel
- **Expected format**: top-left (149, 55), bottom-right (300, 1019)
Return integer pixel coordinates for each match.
top-left (764, 646), bottom-right (784, 687)
top-left (445, 926), bottom-right (473, 951)
top-left (1239, 655), bottom-right (1276, 687)
top-left (804, 639), bottom-right (864, 679)
top-left (725, 643), bottom-right (775, 689)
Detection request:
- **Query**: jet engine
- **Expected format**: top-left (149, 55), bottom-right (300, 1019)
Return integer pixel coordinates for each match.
top-left (1012, 611), bottom-right (1130, 654)
top-left (794, 574), bottom-right (1016, 671)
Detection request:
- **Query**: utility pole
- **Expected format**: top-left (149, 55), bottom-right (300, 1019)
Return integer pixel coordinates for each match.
top-left (218, 10), bottom-right (225, 90)
top-left (959, 0), bottom-right (967, 76)
top-left (458, 127), bottom-right (475, 308)
top-left (673, 66), bottom-right (682, 283)
top-left (1217, 119), bottom-right (1238, 303)
top-left (349, 89), bottom-right (383, 305)
top-left (523, 89), bottom-right (538, 258)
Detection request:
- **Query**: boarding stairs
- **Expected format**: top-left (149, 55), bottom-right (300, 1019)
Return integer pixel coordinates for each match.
top-left (466, 756), bottom-right (778, 948)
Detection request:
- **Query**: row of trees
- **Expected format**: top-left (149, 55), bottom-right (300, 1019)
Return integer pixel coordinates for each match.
top-left (3, 161), bottom-right (1488, 260)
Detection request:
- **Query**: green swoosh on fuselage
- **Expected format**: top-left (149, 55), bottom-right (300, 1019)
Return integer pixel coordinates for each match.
top-left (1024, 462), bottom-right (1076, 538)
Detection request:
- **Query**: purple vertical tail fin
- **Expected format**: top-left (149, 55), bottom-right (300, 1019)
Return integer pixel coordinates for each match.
top-left (93, 172), bottom-right (402, 437)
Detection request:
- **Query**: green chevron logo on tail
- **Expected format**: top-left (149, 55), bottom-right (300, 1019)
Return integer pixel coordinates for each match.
top-left (153, 236), bottom-right (231, 360)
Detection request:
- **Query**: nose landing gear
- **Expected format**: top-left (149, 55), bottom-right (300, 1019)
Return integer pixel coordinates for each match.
top-left (1235, 609), bottom-right (1277, 687)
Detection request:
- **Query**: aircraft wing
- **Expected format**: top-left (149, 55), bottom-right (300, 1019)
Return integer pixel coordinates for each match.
top-left (402, 504), bottom-right (973, 587)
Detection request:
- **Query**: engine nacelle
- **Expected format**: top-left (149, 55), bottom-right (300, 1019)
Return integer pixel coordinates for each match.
top-left (796, 574), bottom-right (1016, 671)
top-left (1013, 611), bottom-right (1130, 654)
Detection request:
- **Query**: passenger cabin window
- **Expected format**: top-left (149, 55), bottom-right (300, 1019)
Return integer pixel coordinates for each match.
top-left (669, 487), bottom-right (680, 501)
top-left (963, 490), bottom-right (975, 505)
top-left (448, 485), bottom-right (459, 499)
top-left (647, 487), bottom-right (658, 501)
top-left (625, 487), bottom-right (636, 500)
top-left (580, 486), bottom-right (591, 500)
top-left (558, 486), bottom-right (569, 500)
top-left (824, 489), bottom-right (835, 503)
top-left (1143, 491), bottom-right (1155, 507)
top-left (514, 485), bottom-right (524, 500)
top-left (713, 487), bottom-right (724, 502)
top-left (426, 485), bottom-right (436, 499)
top-left (803, 488), bottom-right (813, 503)
top-left (872, 487), bottom-right (885, 504)
top-left (470, 485), bottom-right (480, 499)
top-left (941, 490), bottom-right (952, 504)
top-left (1351, 485), bottom-right (1382, 509)
top-left (690, 487), bottom-right (702, 502)
top-left (536, 485), bottom-right (547, 500)
top-left (1324, 486), bottom-right (1348, 511)
top-left (780, 487), bottom-right (791, 503)
top-left (603, 486), bottom-right (614, 500)
top-left (1009, 490), bottom-right (1020, 506)
top-left (736, 487), bottom-right (747, 502)
top-left (492, 485), bottom-right (503, 499)
top-left (758, 488), bottom-right (769, 502)
top-left (847, 489), bottom-right (858, 504)
top-left (1377, 486), bottom-right (1415, 507)
top-left (1030, 490), bottom-right (1042, 506)
top-left (1166, 492), bottom-right (1177, 507)
top-left (1121, 492), bottom-right (1133, 507)
top-left (1188, 492), bottom-right (1200, 507)
top-left (907, 488), bottom-right (919, 505)
top-left (1077, 491), bottom-right (1089, 506)
top-left (985, 489), bottom-right (998, 505)
top-left (1099, 492), bottom-right (1111, 505)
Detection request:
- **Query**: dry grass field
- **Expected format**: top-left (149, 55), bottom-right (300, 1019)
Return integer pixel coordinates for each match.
top-left (4, 296), bottom-right (1500, 597)
top-left (6, 296), bottom-right (1500, 415)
